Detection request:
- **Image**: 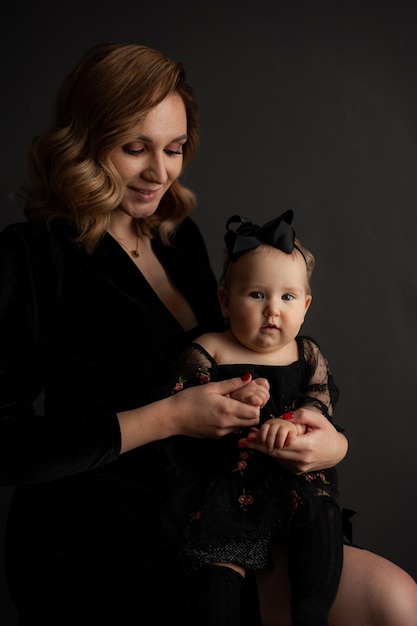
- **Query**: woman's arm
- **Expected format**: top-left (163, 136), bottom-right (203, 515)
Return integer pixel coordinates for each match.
top-left (0, 227), bottom-right (265, 484)
top-left (0, 227), bottom-right (122, 485)
top-left (0, 225), bottom-right (267, 485)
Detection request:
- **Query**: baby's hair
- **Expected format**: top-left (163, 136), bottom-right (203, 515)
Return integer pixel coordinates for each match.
top-left (295, 237), bottom-right (315, 281)
top-left (219, 238), bottom-right (315, 294)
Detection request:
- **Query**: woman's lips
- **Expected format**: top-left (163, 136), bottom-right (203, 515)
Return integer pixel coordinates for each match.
top-left (129, 187), bottom-right (160, 202)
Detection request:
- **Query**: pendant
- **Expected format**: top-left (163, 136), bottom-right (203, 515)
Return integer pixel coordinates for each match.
top-left (131, 250), bottom-right (140, 258)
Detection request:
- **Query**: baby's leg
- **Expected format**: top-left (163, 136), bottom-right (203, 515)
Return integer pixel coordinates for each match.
top-left (288, 496), bottom-right (343, 625)
top-left (188, 562), bottom-right (245, 626)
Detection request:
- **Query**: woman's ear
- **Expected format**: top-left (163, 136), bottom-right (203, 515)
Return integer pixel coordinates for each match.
top-left (217, 287), bottom-right (230, 319)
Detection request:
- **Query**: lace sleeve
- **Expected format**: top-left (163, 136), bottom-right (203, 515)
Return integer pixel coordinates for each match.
top-left (170, 343), bottom-right (214, 393)
top-left (152, 343), bottom-right (215, 402)
top-left (298, 336), bottom-right (340, 422)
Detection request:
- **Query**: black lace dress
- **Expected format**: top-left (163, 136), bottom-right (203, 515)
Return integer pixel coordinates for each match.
top-left (158, 335), bottom-right (341, 573)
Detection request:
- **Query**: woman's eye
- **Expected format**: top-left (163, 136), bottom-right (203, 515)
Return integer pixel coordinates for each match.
top-left (165, 148), bottom-right (183, 156)
top-left (249, 291), bottom-right (264, 300)
top-left (122, 145), bottom-right (144, 156)
top-left (121, 145), bottom-right (183, 157)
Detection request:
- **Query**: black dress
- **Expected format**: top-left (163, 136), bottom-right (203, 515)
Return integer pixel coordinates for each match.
top-left (158, 338), bottom-right (340, 573)
top-left (0, 218), bottom-right (224, 625)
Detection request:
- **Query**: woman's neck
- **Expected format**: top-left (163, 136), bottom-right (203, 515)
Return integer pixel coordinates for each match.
top-left (107, 209), bottom-right (138, 239)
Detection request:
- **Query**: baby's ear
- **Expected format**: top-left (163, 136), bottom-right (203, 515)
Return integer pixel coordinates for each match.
top-left (304, 294), bottom-right (312, 314)
top-left (217, 287), bottom-right (230, 318)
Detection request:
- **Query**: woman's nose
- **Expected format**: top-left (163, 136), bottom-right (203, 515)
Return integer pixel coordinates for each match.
top-left (142, 153), bottom-right (168, 183)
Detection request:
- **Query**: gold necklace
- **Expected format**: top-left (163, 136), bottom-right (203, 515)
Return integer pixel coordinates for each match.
top-left (130, 220), bottom-right (140, 258)
top-left (109, 220), bottom-right (141, 258)
top-left (130, 238), bottom-right (140, 258)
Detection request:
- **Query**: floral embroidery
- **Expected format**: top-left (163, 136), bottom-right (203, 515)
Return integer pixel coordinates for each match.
top-left (196, 368), bottom-right (211, 384)
top-left (290, 489), bottom-right (303, 510)
top-left (172, 367), bottom-right (211, 394)
top-left (173, 377), bottom-right (185, 392)
top-left (238, 489), bottom-right (254, 510)
top-left (303, 471), bottom-right (329, 485)
top-left (233, 450), bottom-right (250, 475)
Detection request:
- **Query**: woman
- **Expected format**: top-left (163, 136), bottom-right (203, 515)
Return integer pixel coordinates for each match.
top-left (0, 43), bottom-right (415, 625)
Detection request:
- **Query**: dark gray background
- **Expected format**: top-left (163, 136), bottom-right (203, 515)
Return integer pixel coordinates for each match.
top-left (1, 0), bottom-right (417, 622)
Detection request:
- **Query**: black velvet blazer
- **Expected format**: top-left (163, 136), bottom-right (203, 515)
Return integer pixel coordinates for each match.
top-left (0, 217), bottom-right (223, 486)
top-left (0, 217), bottom-right (225, 619)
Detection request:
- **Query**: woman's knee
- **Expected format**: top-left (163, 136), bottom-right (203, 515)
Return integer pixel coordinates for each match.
top-left (329, 546), bottom-right (417, 626)
top-left (257, 543), bottom-right (417, 626)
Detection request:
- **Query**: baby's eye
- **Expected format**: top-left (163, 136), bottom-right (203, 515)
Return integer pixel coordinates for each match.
top-left (249, 291), bottom-right (264, 300)
top-left (282, 293), bottom-right (295, 301)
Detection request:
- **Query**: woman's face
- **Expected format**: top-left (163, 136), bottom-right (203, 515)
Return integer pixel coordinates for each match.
top-left (109, 93), bottom-right (188, 219)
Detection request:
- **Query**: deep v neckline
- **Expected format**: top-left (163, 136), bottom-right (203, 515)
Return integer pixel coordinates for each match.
top-left (105, 231), bottom-right (198, 332)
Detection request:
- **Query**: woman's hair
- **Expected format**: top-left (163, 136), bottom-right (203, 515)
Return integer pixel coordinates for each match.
top-left (23, 43), bottom-right (199, 252)
top-left (220, 238), bottom-right (315, 294)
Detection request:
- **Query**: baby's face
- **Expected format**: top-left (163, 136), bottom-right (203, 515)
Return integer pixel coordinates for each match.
top-left (219, 246), bottom-right (312, 355)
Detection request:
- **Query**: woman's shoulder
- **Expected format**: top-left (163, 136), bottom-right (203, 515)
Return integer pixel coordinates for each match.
top-left (0, 221), bottom-right (51, 263)
top-left (2, 220), bottom-right (46, 239)
top-left (175, 216), bottom-right (201, 235)
top-left (171, 217), bottom-right (207, 250)
top-left (1, 219), bottom-right (73, 248)
top-left (0, 220), bottom-right (76, 290)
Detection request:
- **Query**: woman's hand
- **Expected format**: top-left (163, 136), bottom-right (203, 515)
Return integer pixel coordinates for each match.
top-left (117, 375), bottom-right (263, 452)
top-left (238, 407), bottom-right (348, 474)
top-left (170, 375), bottom-right (266, 438)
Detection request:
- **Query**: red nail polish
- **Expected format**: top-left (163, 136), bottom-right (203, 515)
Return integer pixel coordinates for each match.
top-left (283, 411), bottom-right (294, 420)
top-left (241, 373), bottom-right (251, 381)
top-left (238, 440), bottom-right (248, 448)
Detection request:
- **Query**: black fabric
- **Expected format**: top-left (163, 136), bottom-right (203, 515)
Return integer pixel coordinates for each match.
top-left (188, 564), bottom-right (245, 626)
top-left (156, 340), bottom-right (344, 624)
top-left (241, 571), bottom-right (262, 626)
top-left (157, 339), bottom-right (341, 573)
top-left (224, 210), bottom-right (295, 259)
top-left (289, 497), bottom-right (344, 626)
top-left (0, 217), bottom-right (224, 623)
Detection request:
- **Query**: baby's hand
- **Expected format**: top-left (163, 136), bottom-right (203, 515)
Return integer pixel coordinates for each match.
top-left (230, 375), bottom-right (270, 408)
top-left (245, 416), bottom-right (299, 455)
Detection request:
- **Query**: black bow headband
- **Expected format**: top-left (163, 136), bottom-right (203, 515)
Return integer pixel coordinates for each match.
top-left (224, 210), bottom-right (306, 262)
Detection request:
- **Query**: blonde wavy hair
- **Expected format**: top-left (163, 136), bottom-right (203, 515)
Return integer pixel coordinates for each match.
top-left (23, 43), bottom-right (199, 252)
